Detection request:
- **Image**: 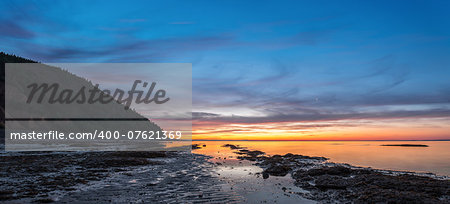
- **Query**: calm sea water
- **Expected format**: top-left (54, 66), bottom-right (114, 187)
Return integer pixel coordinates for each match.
top-left (193, 141), bottom-right (450, 176)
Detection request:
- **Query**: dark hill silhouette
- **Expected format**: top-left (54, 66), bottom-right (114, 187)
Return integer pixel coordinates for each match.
top-left (0, 52), bottom-right (36, 126)
top-left (1, 52), bottom-right (164, 150)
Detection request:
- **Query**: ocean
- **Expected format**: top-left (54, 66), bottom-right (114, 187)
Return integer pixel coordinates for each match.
top-left (193, 140), bottom-right (450, 176)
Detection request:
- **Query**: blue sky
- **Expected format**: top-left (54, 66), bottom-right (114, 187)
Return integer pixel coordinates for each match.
top-left (1, 0), bottom-right (450, 139)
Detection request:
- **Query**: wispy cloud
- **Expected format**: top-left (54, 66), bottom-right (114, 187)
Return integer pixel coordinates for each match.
top-left (193, 109), bottom-right (450, 124)
top-left (0, 20), bottom-right (35, 39)
top-left (1, 0), bottom-right (449, 140)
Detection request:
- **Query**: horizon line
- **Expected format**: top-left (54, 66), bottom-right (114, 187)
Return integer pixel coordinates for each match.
top-left (192, 139), bottom-right (450, 141)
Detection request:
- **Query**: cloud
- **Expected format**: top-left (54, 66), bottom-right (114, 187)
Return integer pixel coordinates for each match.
top-left (0, 20), bottom-right (35, 39)
top-left (11, 34), bottom-right (235, 62)
top-left (192, 112), bottom-right (221, 119)
top-left (2, 0), bottom-right (449, 140)
top-left (193, 108), bottom-right (450, 124)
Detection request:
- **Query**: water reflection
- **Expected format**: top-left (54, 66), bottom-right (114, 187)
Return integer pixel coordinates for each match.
top-left (194, 141), bottom-right (450, 176)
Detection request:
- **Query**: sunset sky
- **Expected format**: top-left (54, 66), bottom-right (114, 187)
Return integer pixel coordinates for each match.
top-left (2, 0), bottom-right (450, 140)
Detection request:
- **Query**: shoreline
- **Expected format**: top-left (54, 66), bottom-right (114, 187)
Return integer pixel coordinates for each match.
top-left (0, 151), bottom-right (239, 203)
top-left (220, 144), bottom-right (450, 203)
top-left (1, 145), bottom-right (448, 203)
top-left (193, 140), bottom-right (450, 177)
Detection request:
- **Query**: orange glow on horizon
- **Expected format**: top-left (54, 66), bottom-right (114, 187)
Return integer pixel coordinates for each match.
top-left (192, 118), bottom-right (450, 141)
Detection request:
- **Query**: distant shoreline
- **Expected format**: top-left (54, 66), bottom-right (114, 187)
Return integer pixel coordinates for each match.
top-left (381, 144), bottom-right (429, 147)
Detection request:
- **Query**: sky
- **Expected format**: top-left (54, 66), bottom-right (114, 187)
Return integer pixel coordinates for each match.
top-left (1, 0), bottom-right (450, 140)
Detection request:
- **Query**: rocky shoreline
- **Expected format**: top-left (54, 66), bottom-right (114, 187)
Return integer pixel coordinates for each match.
top-left (1, 145), bottom-right (448, 203)
top-left (222, 144), bottom-right (450, 203)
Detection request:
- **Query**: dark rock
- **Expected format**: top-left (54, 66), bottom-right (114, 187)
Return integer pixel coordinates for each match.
top-left (264, 165), bottom-right (291, 176)
top-left (222, 144), bottom-right (242, 149)
top-left (314, 175), bottom-right (351, 190)
top-left (306, 166), bottom-right (353, 176)
top-left (228, 146), bottom-right (450, 203)
top-left (192, 144), bottom-right (202, 149)
top-left (284, 153), bottom-right (294, 157)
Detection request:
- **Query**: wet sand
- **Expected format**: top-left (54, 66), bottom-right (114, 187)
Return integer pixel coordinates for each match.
top-left (1, 144), bottom-right (449, 203)
top-left (0, 151), bottom-right (240, 203)
top-left (0, 148), bottom-right (314, 203)
top-left (208, 144), bottom-right (315, 203)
